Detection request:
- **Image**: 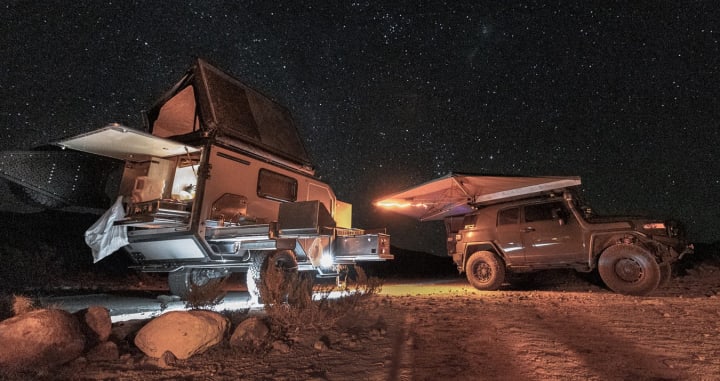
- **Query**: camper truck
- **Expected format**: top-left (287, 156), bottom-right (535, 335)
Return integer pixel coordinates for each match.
top-left (1, 59), bottom-right (392, 298)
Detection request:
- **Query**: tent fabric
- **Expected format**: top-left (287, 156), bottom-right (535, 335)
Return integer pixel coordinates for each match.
top-left (85, 196), bottom-right (129, 263)
top-left (196, 60), bottom-right (312, 167)
top-left (375, 173), bottom-right (581, 221)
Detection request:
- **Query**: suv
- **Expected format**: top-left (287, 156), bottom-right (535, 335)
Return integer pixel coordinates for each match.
top-left (377, 174), bottom-right (693, 296)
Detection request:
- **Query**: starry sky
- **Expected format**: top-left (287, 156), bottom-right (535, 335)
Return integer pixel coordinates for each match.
top-left (1, 1), bottom-right (718, 254)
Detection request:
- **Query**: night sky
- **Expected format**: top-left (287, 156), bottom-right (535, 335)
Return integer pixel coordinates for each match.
top-left (1, 2), bottom-right (718, 254)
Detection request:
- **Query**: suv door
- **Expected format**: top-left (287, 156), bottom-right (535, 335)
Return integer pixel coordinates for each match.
top-left (520, 201), bottom-right (585, 265)
top-left (495, 207), bottom-right (526, 265)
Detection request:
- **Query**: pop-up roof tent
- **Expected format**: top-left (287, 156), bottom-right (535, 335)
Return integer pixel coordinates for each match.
top-left (375, 173), bottom-right (582, 221)
top-left (146, 58), bottom-right (312, 168)
top-left (2, 58), bottom-right (314, 209)
top-left (57, 58), bottom-right (312, 169)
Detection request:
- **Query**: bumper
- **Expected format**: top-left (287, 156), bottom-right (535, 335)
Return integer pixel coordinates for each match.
top-left (333, 233), bottom-right (393, 262)
top-left (678, 243), bottom-right (695, 260)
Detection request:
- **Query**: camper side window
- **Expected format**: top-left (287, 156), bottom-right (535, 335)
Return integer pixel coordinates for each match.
top-left (257, 169), bottom-right (297, 202)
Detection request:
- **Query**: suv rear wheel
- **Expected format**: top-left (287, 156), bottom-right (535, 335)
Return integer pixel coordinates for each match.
top-left (465, 251), bottom-right (505, 290)
top-left (598, 244), bottom-right (661, 296)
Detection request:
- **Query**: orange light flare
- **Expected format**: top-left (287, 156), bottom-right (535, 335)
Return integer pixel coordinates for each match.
top-left (375, 201), bottom-right (429, 209)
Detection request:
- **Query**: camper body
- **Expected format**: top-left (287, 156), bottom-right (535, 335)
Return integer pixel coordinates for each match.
top-left (2, 59), bottom-right (391, 297)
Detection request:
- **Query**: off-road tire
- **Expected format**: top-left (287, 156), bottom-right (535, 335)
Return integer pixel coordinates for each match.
top-left (465, 251), bottom-right (505, 290)
top-left (598, 244), bottom-right (661, 296)
top-left (247, 252), bottom-right (267, 304)
top-left (258, 250), bottom-right (306, 306)
top-left (288, 271), bottom-right (315, 309)
top-left (659, 263), bottom-right (673, 287)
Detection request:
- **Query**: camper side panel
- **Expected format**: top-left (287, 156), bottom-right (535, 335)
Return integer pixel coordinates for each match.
top-left (200, 145), bottom-right (337, 226)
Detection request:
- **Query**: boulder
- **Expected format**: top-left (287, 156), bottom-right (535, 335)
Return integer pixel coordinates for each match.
top-left (229, 317), bottom-right (270, 350)
top-left (74, 306), bottom-right (112, 347)
top-left (0, 308), bottom-right (85, 371)
top-left (134, 310), bottom-right (228, 359)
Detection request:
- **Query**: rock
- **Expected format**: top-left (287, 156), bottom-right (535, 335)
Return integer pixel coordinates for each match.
top-left (0, 308), bottom-right (85, 371)
top-left (74, 306), bottom-right (112, 347)
top-left (134, 310), bottom-right (228, 359)
top-left (86, 341), bottom-right (119, 362)
top-left (313, 335), bottom-right (330, 351)
top-left (229, 317), bottom-right (270, 350)
top-left (313, 340), bottom-right (328, 351)
top-left (272, 340), bottom-right (291, 353)
top-left (138, 350), bottom-right (177, 369)
top-left (158, 350), bottom-right (177, 369)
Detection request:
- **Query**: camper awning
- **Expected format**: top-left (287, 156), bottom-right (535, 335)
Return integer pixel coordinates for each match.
top-left (56, 124), bottom-right (200, 161)
top-left (375, 173), bottom-right (581, 221)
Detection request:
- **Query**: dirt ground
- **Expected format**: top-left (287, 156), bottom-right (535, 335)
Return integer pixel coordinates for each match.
top-left (22, 256), bottom-right (716, 381)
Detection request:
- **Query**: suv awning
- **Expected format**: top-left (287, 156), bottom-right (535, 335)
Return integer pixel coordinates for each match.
top-left (375, 173), bottom-right (581, 221)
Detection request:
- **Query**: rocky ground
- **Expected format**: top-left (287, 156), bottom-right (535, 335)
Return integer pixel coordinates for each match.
top-left (2, 249), bottom-right (718, 381)
top-left (0, 210), bottom-right (718, 381)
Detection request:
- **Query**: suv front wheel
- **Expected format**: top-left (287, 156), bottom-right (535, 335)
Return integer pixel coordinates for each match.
top-left (465, 251), bottom-right (505, 290)
top-left (598, 244), bottom-right (661, 296)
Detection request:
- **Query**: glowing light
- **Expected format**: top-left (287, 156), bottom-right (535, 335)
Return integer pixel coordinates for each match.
top-left (643, 223), bottom-right (666, 230)
top-left (320, 252), bottom-right (334, 269)
top-left (376, 201), bottom-right (428, 209)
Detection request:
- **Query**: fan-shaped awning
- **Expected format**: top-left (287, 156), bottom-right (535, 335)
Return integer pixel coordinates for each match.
top-left (375, 173), bottom-right (581, 221)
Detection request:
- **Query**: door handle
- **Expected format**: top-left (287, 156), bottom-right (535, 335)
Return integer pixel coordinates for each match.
top-left (522, 227), bottom-right (535, 233)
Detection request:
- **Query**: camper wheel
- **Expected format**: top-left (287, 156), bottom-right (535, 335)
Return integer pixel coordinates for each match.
top-left (248, 250), bottom-right (313, 307)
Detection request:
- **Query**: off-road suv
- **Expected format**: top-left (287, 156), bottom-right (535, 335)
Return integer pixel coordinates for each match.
top-left (377, 174), bottom-right (693, 296)
top-left (452, 190), bottom-right (693, 295)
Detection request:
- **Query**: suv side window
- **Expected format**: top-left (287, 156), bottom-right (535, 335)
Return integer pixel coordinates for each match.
top-left (497, 207), bottom-right (519, 225)
top-left (524, 202), bottom-right (564, 222)
top-left (462, 214), bottom-right (477, 229)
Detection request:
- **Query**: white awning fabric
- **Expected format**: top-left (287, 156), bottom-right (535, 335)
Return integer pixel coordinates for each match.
top-left (56, 124), bottom-right (200, 161)
top-left (375, 173), bottom-right (581, 221)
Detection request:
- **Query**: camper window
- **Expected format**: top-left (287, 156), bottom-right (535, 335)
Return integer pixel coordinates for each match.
top-left (257, 169), bottom-right (297, 202)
